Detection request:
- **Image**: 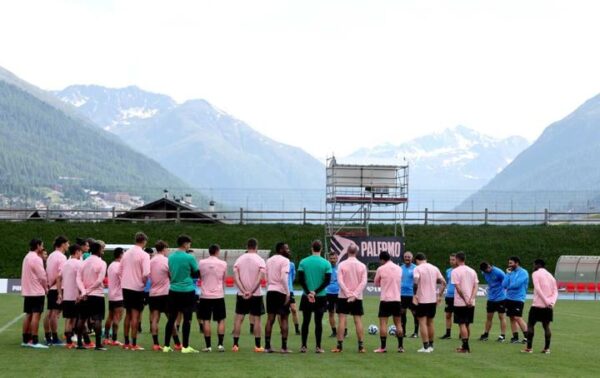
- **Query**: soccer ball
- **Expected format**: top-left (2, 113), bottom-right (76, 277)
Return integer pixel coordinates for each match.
top-left (368, 324), bottom-right (379, 335)
top-left (388, 325), bottom-right (397, 336)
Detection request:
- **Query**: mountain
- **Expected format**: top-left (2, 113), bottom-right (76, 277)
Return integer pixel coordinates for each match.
top-left (0, 67), bottom-right (197, 207)
top-left (457, 93), bottom-right (600, 213)
top-left (54, 85), bottom-right (326, 197)
top-left (347, 126), bottom-right (529, 191)
top-left (54, 85), bottom-right (176, 131)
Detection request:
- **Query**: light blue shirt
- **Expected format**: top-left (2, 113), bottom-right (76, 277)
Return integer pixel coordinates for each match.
top-left (401, 263), bottom-right (416, 296)
top-left (445, 267), bottom-right (455, 298)
top-left (326, 265), bottom-right (339, 294)
top-left (289, 262), bottom-right (296, 292)
top-left (482, 266), bottom-right (506, 302)
top-left (502, 266), bottom-right (529, 302)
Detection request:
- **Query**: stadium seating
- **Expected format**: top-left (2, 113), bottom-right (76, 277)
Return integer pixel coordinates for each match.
top-left (566, 282), bottom-right (576, 293)
top-left (576, 282), bottom-right (586, 293)
top-left (225, 276), bottom-right (235, 287)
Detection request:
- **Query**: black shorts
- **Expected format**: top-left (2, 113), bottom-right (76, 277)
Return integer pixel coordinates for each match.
top-left (453, 306), bottom-right (475, 324)
top-left (505, 300), bottom-right (525, 318)
top-left (143, 292), bottom-right (150, 306)
top-left (326, 293), bottom-right (338, 312)
top-left (445, 297), bottom-right (454, 313)
top-left (235, 295), bottom-right (264, 316)
top-left (289, 292), bottom-right (296, 304)
top-left (299, 295), bottom-right (327, 314)
top-left (79, 296), bottom-right (105, 321)
top-left (415, 303), bottom-right (437, 319)
top-left (266, 291), bottom-right (290, 316)
top-left (167, 290), bottom-right (196, 315)
top-left (109, 300), bottom-right (124, 311)
top-left (47, 290), bottom-right (61, 311)
top-left (401, 296), bottom-right (415, 310)
top-left (528, 307), bottom-right (553, 324)
top-left (148, 295), bottom-right (169, 313)
top-left (486, 300), bottom-right (506, 314)
top-left (198, 298), bottom-right (227, 321)
top-left (378, 301), bottom-right (402, 318)
top-left (336, 298), bottom-right (364, 316)
top-left (123, 289), bottom-right (145, 311)
top-left (23, 296), bottom-right (45, 314)
top-left (62, 300), bottom-right (79, 319)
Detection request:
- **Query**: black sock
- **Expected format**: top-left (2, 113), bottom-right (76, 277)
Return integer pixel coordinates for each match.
top-left (65, 332), bottom-right (72, 344)
top-left (344, 328), bottom-right (348, 336)
top-left (544, 334), bottom-right (551, 350)
top-left (218, 334), bottom-right (224, 346)
top-left (77, 332), bottom-right (83, 347)
top-left (104, 328), bottom-right (110, 339)
top-left (282, 337), bottom-right (287, 350)
top-left (423, 342), bottom-right (429, 349)
top-left (23, 333), bottom-right (30, 344)
top-left (513, 332), bottom-right (518, 339)
top-left (45, 332), bottom-right (51, 343)
top-left (358, 340), bottom-right (364, 350)
top-left (397, 336), bottom-right (404, 348)
top-left (429, 340), bottom-right (434, 348)
top-left (380, 336), bottom-right (387, 349)
top-left (83, 333), bottom-right (91, 344)
top-left (205, 336), bottom-right (211, 348)
top-left (233, 337), bottom-right (239, 346)
top-left (250, 324), bottom-right (254, 333)
top-left (132, 337), bottom-right (137, 346)
top-left (152, 335), bottom-right (159, 345)
top-left (500, 334), bottom-right (505, 338)
top-left (295, 324), bottom-right (300, 333)
top-left (255, 337), bottom-right (261, 348)
top-left (112, 331), bottom-right (118, 342)
top-left (124, 336), bottom-right (130, 345)
top-left (95, 331), bottom-right (101, 347)
top-left (32, 335), bottom-right (39, 344)
top-left (482, 332), bottom-right (489, 337)
top-left (446, 328), bottom-right (451, 336)
top-left (462, 338), bottom-right (470, 350)
top-left (176, 325), bottom-right (180, 332)
top-left (332, 327), bottom-right (336, 334)
top-left (527, 331), bottom-right (533, 349)
top-left (265, 336), bottom-right (271, 349)
top-left (337, 340), bottom-right (343, 350)
top-left (172, 334), bottom-right (181, 345)
top-left (51, 332), bottom-right (59, 343)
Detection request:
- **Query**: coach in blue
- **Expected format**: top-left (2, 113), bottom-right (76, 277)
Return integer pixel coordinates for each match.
top-left (502, 256), bottom-right (529, 344)
top-left (479, 261), bottom-right (507, 342)
top-left (400, 251), bottom-right (419, 338)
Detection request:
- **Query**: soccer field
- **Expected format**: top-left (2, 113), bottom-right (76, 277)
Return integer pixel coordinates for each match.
top-left (0, 294), bottom-right (598, 377)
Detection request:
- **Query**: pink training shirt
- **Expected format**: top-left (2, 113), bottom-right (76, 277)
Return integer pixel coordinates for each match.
top-left (233, 252), bottom-right (266, 297)
top-left (199, 256), bottom-right (228, 299)
top-left (337, 256), bottom-right (368, 300)
top-left (266, 254), bottom-right (290, 295)
top-left (150, 254), bottom-right (170, 297)
top-left (77, 255), bottom-right (107, 297)
top-left (414, 262), bottom-right (444, 304)
top-left (532, 268), bottom-right (558, 308)
top-left (21, 251), bottom-right (47, 297)
top-left (374, 261), bottom-right (402, 302)
top-left (451, 264), bottom-right (479, 307)
top-left (46, 250), bottom-right (67, 290)
top-left (119, 245), bottom-right (151, 292)
top-left (107, 261), bottom-right (123, 301)
top-left (61, 258), bottom-right (83, 301)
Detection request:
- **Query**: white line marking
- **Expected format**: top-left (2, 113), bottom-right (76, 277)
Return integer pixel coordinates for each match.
top-left (0, 313), bottom-right (25, 334)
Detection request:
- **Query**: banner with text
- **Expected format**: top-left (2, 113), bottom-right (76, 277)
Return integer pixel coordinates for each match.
top-left (329, 235), bottom-right (404, 269)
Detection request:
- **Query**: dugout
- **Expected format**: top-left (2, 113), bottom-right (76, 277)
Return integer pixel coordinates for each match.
top-left (555, 255), bottom-right (600, 295)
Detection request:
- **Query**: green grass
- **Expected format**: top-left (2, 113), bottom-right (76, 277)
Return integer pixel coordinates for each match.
top-left (0, 294), bottom-right (599, 377)
top-left (3, 222), bottom-right (600, 278)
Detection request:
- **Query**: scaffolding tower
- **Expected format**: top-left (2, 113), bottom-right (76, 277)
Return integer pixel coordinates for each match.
top-left (325, 156), bottom-right (409, 237)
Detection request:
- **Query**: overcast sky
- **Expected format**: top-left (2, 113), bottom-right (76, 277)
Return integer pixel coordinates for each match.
top-left (2, 0), bottom-right (600, 159)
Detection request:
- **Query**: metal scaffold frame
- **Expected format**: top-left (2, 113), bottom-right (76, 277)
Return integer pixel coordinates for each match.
top-left (324, 156), bottom-right (409, 238)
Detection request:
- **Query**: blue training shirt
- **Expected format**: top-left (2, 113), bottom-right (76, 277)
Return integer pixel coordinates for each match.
top-left (289, 261), bottom-right (296, 292)
top-left (144, 278), bottom-right (151, 293)
top-left (326, 265), bottom-right (339, 294)
top-left (482, 266), bottom-right (506, 302)
top-left (401, 263), bottom-right (416, 297)
top-left (445, 267), bottom-right (455, 298)
top-left (502, 266), bottom-right (529, 302)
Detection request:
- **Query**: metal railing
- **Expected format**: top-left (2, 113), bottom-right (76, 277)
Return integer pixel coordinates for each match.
top-left (1, 207), bottom-right (600, 225)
